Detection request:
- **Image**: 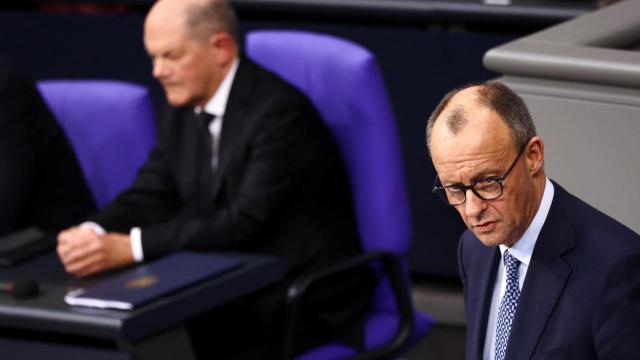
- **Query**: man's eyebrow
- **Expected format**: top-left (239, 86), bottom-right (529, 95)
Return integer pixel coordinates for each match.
top-left (442, 169), bottom-right (502, 186)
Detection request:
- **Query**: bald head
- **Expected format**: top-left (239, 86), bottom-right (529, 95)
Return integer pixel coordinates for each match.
top-left (146, 0), bottom-right (187, 30)
top-left (146, 0), bottom-right (238, 43)
top-left (426, 82), bottom-right (536, 154)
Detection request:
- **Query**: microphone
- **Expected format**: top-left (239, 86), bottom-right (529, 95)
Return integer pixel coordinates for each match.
top-left (0, 280), bottom-right (39, 299)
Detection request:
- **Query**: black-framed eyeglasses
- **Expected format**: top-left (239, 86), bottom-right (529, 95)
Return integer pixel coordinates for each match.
top-left (432, 139), bottom-right (530, 206)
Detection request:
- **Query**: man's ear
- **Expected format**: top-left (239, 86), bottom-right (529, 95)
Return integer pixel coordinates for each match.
top-left (526, 135), bottom-right (545, 175)
top-left (208, 32), bottom-right (236, 63)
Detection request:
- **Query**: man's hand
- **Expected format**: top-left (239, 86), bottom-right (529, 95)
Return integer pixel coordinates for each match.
top-left (57, 227), bottom-right (134, 277)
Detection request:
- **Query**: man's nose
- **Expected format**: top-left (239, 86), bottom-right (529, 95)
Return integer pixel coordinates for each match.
top-left (464, 189), bottom-right (486, 218)
top-left (152, 59), bottom-right (168, 79)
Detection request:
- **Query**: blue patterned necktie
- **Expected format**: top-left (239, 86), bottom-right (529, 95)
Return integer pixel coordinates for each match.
top-left (495, 250), bottom-right (521, 360)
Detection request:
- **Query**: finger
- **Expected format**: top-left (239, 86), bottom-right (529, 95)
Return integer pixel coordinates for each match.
top-left (57, 241), bottom-right (72, 260)
top-left (58, 227), bottom-right (80, 245)
top-left (60, 234), bottom-right (104, 267)
top-left (62, 240), bottom-right (100, 266)
top-left (57, 234), bottom-right (82, 263)
top-left (66, 252), bottom-right (105, 277)
top-left (58, 238), bottom-right (85, 263)
top-left (58, 228), bottom-right (94, 255)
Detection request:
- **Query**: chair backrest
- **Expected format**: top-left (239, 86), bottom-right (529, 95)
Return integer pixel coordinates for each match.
top-left (37, 80), bottom-right (157, 209)
top-left (246, 30), bottom-right (412, 258)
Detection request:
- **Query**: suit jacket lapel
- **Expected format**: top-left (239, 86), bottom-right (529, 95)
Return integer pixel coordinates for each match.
top-left (469, 245), bottom-right (501, 360)
top-left (210, 58), bottom-right (253, 199)
top-left (506, 185), bottom-right (574, 359)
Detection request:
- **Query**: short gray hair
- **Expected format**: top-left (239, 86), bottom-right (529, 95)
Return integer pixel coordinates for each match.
top-left (425, 81), bottom-right (537, 153)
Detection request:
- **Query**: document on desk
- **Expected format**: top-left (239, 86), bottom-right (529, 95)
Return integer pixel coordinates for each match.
top-left (65, 252), bottom-right (242, 310)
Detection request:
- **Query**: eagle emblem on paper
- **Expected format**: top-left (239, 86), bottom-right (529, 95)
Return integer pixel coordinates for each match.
top-left (126, 275), bottom-right (159, 289)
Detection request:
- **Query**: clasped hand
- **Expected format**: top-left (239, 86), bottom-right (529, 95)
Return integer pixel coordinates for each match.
top-left (57, 227), bottom-right (134, 277)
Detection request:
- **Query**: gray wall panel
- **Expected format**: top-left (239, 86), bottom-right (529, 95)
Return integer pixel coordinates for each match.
top-left (505, 77), bottom-right (640, 233)
top-left (485, 0), bottom-right (640, 234)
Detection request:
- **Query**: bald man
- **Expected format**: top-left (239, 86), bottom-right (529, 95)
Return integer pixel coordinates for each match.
top-left (427, 82), bottom-right (640, 359)
top-left (57, 0), bottom-right (369, 357)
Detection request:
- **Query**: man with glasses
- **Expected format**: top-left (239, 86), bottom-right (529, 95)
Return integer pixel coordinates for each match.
top-left (426, 81), bottom-right (640, 360)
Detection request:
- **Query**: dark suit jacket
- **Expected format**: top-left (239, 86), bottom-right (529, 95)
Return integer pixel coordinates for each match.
top-left (90, 59), bottom-right (368, 334)
top-left (459, 181), bottom-right (640, 360)
top-left (0, 61), bottom-right (95, 236)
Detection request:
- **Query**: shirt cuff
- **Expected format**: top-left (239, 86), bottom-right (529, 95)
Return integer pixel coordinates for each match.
top-left (130, 227), bottom-right (144, 263)
top-left (79, 222), bottom-right (106, 235)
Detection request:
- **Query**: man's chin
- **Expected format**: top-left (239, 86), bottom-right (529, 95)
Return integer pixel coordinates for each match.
top-left (166, 97), bottom-right (189, 107)
top-left (163, 91), bottom-right (190, 107)
top-left (473, 232), bottom-right (504, 248)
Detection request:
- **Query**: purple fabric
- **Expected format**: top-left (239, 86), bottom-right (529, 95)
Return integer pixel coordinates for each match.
top-left (297, 312), bottom-right (434, 360)
top-left (37, 80), bottom-right (156, 209)
top-left (246, 30), bottom-right (433, 358)
top-left (246, 30), bottom-right (410, 256)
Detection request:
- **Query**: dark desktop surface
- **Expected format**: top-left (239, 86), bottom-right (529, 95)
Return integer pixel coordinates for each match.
top-left (0, 0), bottom-right (596, 279)
top-left (0, 251), bottom-right (285, 343)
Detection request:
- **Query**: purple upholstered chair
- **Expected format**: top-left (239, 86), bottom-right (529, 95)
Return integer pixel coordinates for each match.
top-left (37, 80), bottom-right (156, 209)
top-left (247, 30), bottom-right (433, 359)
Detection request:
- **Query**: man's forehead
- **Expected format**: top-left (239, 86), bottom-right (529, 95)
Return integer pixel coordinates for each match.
top-left (431, 136), bottom-right (512, 185)
top-left (145, 0), bottom-right (188, 33)
top-left (431, 107), bottom-right (512, 161)
top-left (144, 10), bottom-right (189, 48)
top-left (434, 106), bottom-right (501, 141)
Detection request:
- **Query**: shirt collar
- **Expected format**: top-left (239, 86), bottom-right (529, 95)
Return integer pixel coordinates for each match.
top-left (194, 58), bottom-right (239, 117)
top-left (499, 178), bottom-right (555, 266)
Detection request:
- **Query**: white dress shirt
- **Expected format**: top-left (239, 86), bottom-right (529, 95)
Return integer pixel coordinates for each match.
top-left (483, 178), bottom-right (555, 360)
top-left (86, 59), bottom-right (240, 263)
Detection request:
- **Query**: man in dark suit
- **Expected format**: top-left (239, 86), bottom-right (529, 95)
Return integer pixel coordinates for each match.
top-left (426, 81), bottom-right (640, 359)
top-left (0, 60), bottom-right (95, 237)
top-left (57, 0), bottom-right (368, 357)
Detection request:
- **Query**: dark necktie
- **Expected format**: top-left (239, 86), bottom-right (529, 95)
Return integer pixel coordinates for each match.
top-left (495, 250), bottom-right (521, 360)
top-left (197, 112), bottom-right (215, 207)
